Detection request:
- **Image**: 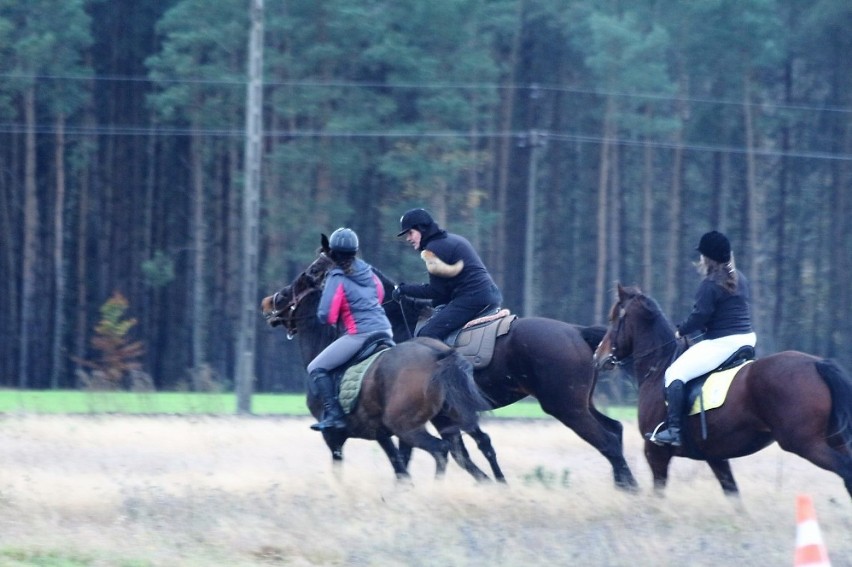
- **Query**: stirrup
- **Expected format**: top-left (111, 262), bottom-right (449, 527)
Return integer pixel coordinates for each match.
top-left (644, 422), bottom-right (666, 446)
top-left (650, 426), bottom-right (681, 447)
top-left (310, 412), bottom-right (347, 431)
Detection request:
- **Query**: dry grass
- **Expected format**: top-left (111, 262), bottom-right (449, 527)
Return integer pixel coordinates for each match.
top-left (0, 415), bottom-right (849, 566)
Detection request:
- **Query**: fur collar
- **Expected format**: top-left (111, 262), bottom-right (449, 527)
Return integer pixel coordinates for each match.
top-left (421, 250), bottom-right (464, 278)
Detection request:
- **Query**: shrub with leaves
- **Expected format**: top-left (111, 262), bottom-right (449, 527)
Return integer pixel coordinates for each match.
top-left (76, 291), bottom-right (145, 388)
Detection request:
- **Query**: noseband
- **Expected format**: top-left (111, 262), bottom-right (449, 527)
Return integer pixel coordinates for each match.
top-left (598, 297), bottom-right (680, 379)
top-left (265, 258), bottom-right (332, 338)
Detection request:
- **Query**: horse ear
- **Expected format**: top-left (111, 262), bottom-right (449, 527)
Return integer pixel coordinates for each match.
top-left (321, 233), bottom-right (330, 252)
top-left (616, 283), bottom-right (627, 301)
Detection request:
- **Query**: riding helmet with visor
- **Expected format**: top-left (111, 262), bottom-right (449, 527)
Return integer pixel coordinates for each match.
top-left (397, 208), bottom-right (435, 236)
top-left (329, 227), bottom-right (359, 253)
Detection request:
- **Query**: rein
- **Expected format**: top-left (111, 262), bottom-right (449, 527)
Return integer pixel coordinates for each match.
top-left (604, 299), bottom-right (682, 382)
top-left (265, 285), bottom-right (321, 338)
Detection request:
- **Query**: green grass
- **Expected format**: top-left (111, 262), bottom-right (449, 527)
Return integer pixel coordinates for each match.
top-left (0, 389), bottom-right (636, 421)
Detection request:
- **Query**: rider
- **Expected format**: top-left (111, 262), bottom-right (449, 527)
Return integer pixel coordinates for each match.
top-left (651, 230), bottom-right (757, 446)
top-left (307, 227), bottom-right (393, 431)
top-left (393, 208), bottom-right (502, 342)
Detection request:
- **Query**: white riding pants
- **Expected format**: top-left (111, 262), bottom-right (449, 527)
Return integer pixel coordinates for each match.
top-left (664, 332), bottom-right (757, 387)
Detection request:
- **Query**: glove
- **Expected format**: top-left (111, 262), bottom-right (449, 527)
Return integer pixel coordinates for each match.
top-left (392, 284), bottom-right (405, 302)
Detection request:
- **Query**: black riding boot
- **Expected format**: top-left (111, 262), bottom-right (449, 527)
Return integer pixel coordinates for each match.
top-left (651, 380), bottom-right (685, 446)
top-left (309, 368), bottom-right (347, 431)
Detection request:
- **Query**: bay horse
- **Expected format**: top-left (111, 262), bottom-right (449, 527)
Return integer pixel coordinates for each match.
top-left (264, 235), bottom-right (638, 491)
top-left (260, 243), bottom-right (504, 482)
top-left (593, 283), bottom-right (852, 499)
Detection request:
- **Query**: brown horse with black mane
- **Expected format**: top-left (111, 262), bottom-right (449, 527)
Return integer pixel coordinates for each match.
top-left (594, 284), bottom-right (852, 499)
top-left (263, 235), bottom-right (638, 491)
top-left (260, 237), bottom-right (504, 482)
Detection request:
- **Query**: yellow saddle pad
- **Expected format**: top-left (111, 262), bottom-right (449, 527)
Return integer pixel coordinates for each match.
top-left (688, 360), bottom-right (753, 415)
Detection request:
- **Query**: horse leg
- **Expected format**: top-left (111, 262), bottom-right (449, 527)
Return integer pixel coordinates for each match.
top-left (645, 442), bottom-right (673, 496)
top-left (376, 432), bottom-right (411, 481)
top-left (706, 458), bottom-right (740, 498)
top-left (780, 438), bottom-right (852, 500)
top-left (463, 425), bottom-right (506, 483)
top-left (322, 430), bottom-right (346, 480)
top-left (546, 406), bottom-right (638, 491)
top-left (398, 439), bottom-right (414, 469)
top-left (431, 414), bottom-right (491, 482)
top-left (397, 428), bottom-right (451, 480)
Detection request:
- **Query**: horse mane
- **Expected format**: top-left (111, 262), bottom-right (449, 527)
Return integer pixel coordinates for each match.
top-left (618, 284), bottom-right (679, 367)
top-left (294, 291), bottom-right (337, 362)
top-left (579, 325), bottom-right (607, 352)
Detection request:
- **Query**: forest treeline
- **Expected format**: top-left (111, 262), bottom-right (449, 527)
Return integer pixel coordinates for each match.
top-left (1, 0), bottom-right (850, 394)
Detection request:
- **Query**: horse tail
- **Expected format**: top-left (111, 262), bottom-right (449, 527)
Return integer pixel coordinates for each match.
top-left (433, 350), bottom-right (492, 427)
top-left (816, 358), bottom-right (852, 451)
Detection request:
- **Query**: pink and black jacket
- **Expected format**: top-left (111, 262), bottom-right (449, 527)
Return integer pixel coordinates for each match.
top-left (316, 259), bottom-right (392, 336)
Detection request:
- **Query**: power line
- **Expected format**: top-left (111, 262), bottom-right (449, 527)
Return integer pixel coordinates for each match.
top-left (1, 122), bottom-right (849, 161)
top-left (1, 71), bottom-right (850, 115)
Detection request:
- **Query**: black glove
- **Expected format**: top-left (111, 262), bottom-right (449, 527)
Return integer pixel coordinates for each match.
top-left (392, 284), bottom-right (405, 302)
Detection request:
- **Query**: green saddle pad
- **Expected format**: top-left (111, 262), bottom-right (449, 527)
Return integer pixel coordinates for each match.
top-left (339, 350), bottom-right (387, 414)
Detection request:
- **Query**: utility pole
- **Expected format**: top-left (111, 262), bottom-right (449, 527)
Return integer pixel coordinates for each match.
top-left (522, 129), bottom-right (545, 317)
top-left (236, 0), bottom-right (264, 414)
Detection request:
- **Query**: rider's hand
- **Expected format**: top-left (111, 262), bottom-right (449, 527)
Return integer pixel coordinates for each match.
top-left (392, 284), bottom-right (404, 302)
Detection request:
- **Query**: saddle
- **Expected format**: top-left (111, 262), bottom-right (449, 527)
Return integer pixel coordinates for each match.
top-left (446, 309), bottom-right (516, 369)
top-left (684, 345), bottom-right (756, 411)
top-left (681, 345), bottom-right (756, 443)
top-left (332, 332), bottom-right (396, 414)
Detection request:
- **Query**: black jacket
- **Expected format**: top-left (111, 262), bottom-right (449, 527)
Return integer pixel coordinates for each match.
top-left (678, 270), bottom-right (753, 339)
top-left (399, 225), bottom-right (499, 307)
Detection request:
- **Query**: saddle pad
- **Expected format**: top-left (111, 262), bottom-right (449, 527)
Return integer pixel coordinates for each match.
top-left (338, 350), bottom-right (386, 414)
top-left (688, 361), bottom-right (753, 415)
top-left (454, 314), bottom-right (516, 369)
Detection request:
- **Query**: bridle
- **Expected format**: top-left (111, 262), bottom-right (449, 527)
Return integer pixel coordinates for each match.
top-left (264, 284), bottom-right (321, 338)
top-left (597, 297), bottom-right (680, 380)
top-left (596, 304), bottom-right (630, 370)
top-left (264, 254), bottom-right (334, 338)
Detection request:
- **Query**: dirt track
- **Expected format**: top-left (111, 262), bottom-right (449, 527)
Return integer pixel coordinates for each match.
top-left (0, 414), bottom-right (849, 566)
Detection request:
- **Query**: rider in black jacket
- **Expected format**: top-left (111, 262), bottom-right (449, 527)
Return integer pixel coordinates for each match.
top-left (394, 208), bottom-right (502, 341)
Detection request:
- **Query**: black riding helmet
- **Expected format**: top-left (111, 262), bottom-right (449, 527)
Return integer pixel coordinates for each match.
top-left (397, 208), bottom-right (435, 236)
top-left (329, 227), bottom-right (359, 253)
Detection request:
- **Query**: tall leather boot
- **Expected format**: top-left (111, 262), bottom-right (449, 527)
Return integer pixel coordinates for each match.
top-left (652, 380), bottom-right (685, 446)
top-left (309, 368), bottom-right (347, 431)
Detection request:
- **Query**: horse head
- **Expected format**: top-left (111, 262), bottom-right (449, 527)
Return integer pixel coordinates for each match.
top-left (593, 283), bottom-right (679, 385)
top-left (260, 236), bottom-right (336, 337)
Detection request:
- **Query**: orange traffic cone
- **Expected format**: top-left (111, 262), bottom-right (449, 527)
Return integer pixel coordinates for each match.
top-left (794, 493), bottom-right (831, 567)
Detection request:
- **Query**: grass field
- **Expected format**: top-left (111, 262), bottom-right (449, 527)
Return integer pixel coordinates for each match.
top-left (0, 415), bottom-right (848, 566)
top-left (0, 389), bottom-right (637, 421)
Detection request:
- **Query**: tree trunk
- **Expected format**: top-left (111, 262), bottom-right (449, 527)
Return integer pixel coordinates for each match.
top-left (20, 86), bottom-right (38, 389)
top-left (51, 113), bottom-right (67, 389)
top-left (494, 0), bottom-right (524, 288)
top-left (664, 126), bottom-right (684, 315)
top-left (191, 132), bottom-right (207, 389)
top-left (742, 71), bottom-right (772, 351)
top-left (594, 96), bottom-right (615, 324)
top-left (641, 115), bottom-right (654, 294)
top-left (1, 131), bottom-right (21, 385)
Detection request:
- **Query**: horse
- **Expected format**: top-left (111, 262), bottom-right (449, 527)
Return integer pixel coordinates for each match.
top-left (260, 243), bottom-right (504, 483)
top-left (593, 283), bottom-right (852, 499)
top-left (263, 235), bottom-right (638, 492)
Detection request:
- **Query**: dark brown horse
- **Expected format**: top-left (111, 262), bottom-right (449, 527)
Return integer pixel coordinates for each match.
top-left (260, 246), bottom-right (504, 482)
top-left (593, 284), bottom-right (852, 499)
top-left (264, 237), bottom-right (638, 491)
